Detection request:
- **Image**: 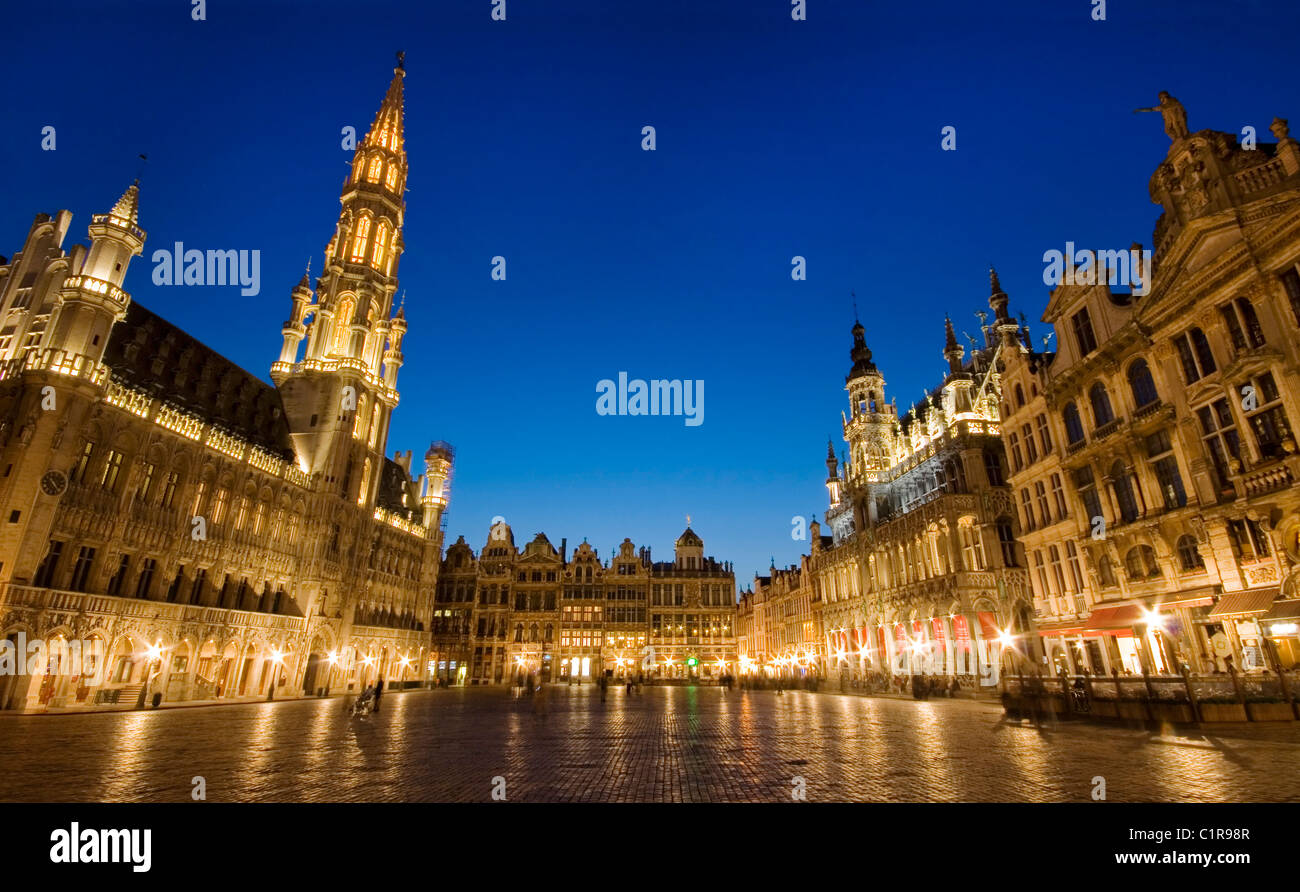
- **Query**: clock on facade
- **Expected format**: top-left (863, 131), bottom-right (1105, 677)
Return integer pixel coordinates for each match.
top-left (40, 470), bottom-right (68, 497)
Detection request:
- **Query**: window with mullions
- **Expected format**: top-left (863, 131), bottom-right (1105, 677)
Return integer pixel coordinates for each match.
top-left (1227, 518), bottom-right (1271, 562)
top-left (1065, 540), bottom-right (1085, 592)
top-left (1071, 307), bottom-right (1098, 356)
top-left (1109, 460), bottom-right (1141, 524)
top-left (1173, 327), bottom-right (1217, 383)
top-left (1050, 473), bottom-right (1068, 521)
top-left (1240, 371), bottom-right (1292, 461)
top-left (1022, 424), bottom-right (1038, 463)
top-left (1019, 488), bottom-right (1035, 532)
top-left (1035, 481), bottom-right (1050, 528)
top-left (1035, 413), bottom-right (1053, 454)
top-left (983, 450), bottom-right (1004, 486)
top-left (1124, 545), bottom-right (1161, 581)
top-left (1145, 429), bottom-right (1187, 510)
top-left (1220, 298), bottom-right (1266, 352)
top-left (1176, 535), bottom-right (1205, 572)
top-left (1196, 398), bottom-right (1241, 494)
top-left (1008, 432), bottom-right (1023, 472)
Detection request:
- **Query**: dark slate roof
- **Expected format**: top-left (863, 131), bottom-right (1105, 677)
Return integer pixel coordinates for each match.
top-left (376, 456), bottom-right (421, 521)
top-left (102, 301), bottom-right (293, 460)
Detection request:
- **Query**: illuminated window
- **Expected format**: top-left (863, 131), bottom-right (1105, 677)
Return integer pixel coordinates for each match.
top-left (385, 164), bottom-right (399, 191)
top-left (350, 217), bottom-right (371, 263)
top-left (366, 156), bottom-right (382, 183)
top-left (368, 402), bottom-right (380, 449)
top-left (358, 459), bottom-right (371, 507)
top-left (353, 395), bottom-right (366, 439)
top-left (372, 223), bottom-right (389, 270)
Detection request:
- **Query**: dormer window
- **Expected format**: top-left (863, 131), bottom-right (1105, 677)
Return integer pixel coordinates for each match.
top-left (1071, 307), bottom-right (1098, 356)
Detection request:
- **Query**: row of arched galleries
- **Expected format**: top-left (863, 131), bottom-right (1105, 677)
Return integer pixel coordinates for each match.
top-left (821, 601), bottom-right (1018, 678)
top-left (0, 623), bottom-right (301, 708)
top-left (308, 639), bottom-right (428, 694)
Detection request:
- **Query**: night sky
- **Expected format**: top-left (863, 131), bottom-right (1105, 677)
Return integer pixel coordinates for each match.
top-left (3, 0), bottom-right (1295, 589)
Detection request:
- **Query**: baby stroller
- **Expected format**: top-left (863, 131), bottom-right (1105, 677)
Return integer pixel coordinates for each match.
top-left (350, 687), bottom-right (373, 719)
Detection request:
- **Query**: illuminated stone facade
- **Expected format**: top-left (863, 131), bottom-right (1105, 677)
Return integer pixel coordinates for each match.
top-left (432, 523), bottom-right (737, 684)
top-left (0, 60), bottom-right (454, 712)
top-left (1002, 98), bottom-right (1300, 676)
top-left (799, 311), bottom-right (1031, 688)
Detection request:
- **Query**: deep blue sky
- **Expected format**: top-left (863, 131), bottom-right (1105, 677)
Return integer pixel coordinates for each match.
top-left (3, 0), bottom-right (1295, 589)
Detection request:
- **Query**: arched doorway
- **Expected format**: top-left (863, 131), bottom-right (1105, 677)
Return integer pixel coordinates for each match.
top-left (302, 636), bottom-right (327, 696)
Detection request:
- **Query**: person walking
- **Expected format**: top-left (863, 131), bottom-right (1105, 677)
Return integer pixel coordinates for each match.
top-left (599, 674), bottom-right (607, 703)
top-left (372, 678), bottom-right (384, 713)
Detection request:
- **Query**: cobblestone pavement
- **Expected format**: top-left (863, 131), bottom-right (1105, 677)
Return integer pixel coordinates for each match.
top-left (1, 686), bottom-right (1297, 802)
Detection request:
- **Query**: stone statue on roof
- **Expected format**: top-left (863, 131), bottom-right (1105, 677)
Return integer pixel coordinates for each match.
top-left (1135, 91), bottom-right (1189, 141)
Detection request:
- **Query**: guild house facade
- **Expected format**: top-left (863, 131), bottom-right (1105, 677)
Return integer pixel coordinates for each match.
top-left (740, 310), bottom-right (1034, 687)
top-left (0, 58), bottom-right (455, 712)
top-left (1001, 95), bottom-right (1300, 676)
top-left (431, 521), bottom-right (737, 685)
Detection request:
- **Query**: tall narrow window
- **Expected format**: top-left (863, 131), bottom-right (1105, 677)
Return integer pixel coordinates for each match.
top-left (366, 156), bottom-right (383, 183)
top-left (1065, 541), bottom-right (1085, 592)
top-left (1022, 424), bottom-right (1038, 463)
top-left (1127, 358), bottom-right (1159, 409)
top-left (1089, 382), bottom-right (1115, 427)
top-left (350, 217), bottom-right (371, 263)
top-left (73, 442), bottom-right (94, 484)
top-left (1239, 370), bottom-right (1292, 461)
top-left (1110, 460), bottom-right (1141, 524)
top-left (1050, 472), bottom-right (1068, 521)
top-left (372, 223), bottom-right (389, 270)
top-left (1197, 398), bottom-right (1241, 494)
top-left (107, 554), bottom-right (130, 596)
top-left (100, 450), bottom-right (124, 491)
top-left (1035, 413), bottom-right (1053, 454)
top-left (69, 546), bottom-right (96, 592)
top-left (1063, 403), bottom-right (1085, 445)
top-left (368, 402), bottom-right (380, 449)
top-left (1146, 429), bottom-right (1187, 510)
top-left (160, 472), bottom-right (179, 509)
top-left (385, 164), bottom-right (400, 191)
top-left (1174, 327), bottom-right (1217, 382)
top-left (1071, 307), bottom-right (1098, 356)
top-left (1281, 266), bottom-right (1300, 326)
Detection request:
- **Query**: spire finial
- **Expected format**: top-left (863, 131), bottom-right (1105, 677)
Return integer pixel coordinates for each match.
top-left (396, 50), bottom-right (405, 71)
top-left (134, 153), bottom-right (148, 184)
top-left (851, 290), bottom-right (859, 321)
top-left (989, 266), bottom-right (1002, 296)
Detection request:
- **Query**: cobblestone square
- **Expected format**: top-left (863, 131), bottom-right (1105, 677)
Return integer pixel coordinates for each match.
top-left (1, 687), bottom-right (1298, 802)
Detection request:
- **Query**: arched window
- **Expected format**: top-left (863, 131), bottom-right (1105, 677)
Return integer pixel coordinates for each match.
top-left (332, 297), bottom-right (355, 354)
top-left (1124, 545), bottom-right (1159, 580)
top-left (366, 156), bottom-right (383, 183)
top-left (1014, 384), bottom-right (1025, 408)
top-left (514, 623), bottom-right (523, 642)
top-left (372, 222), bottom-right (389, 270)
top-left (385, 164), bottom-right (400, 191)
top-left (349, 217), bottom-right (371, 263)
top-left (1176, 535), bottom-right (1205, 572)
top-left (1089, 382), bottom-right (1114, 427)
top-left (368, 402), bottom-right (380, 449)
top-left (358, 458), bottom-right (371, 506)
top-left (1110, 460), bottom-right (1140, 524)
top-left (1127, 358), bottom-right (1159, 409)
top-left (544, 623), bottom-right (553, 642)
top-left (353, 394), bottom-right (367, 439)
top-left (1063, 403), bottom-right (1085, 445)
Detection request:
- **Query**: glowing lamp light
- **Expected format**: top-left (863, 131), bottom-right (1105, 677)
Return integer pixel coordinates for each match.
top-left (997, 630), bottom-right (1015, 648)
top-left (143, 643), bottom-right (163, 662)
top-left (1140, 607), bottom-right (1165, 629)
top-left (270, 649), bottom-right (284, 664)
top-left (686, 657), bottom-right (698, 667)
top-left (327, 651), bottom-right (338, 664)
top-left (1271, 622), bottom-right (1299, 636)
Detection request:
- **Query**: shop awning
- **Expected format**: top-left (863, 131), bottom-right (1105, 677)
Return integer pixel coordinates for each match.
top-left (1035, 605), bottom-right (1143, 637)
top-left (1262, 599), bottom-right (1300, 621)
top-left (1206, 588), bottom-right (1279, 618)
